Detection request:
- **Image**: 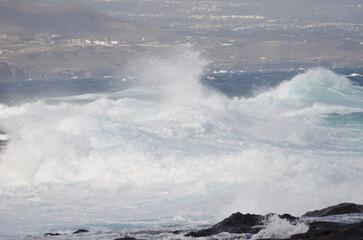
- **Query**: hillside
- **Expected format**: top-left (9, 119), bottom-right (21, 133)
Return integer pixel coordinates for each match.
top-left (0, 0), bottom-right (175, 80)
top-left (0, 0), bottom-right (165, 40)
top-left (0, 0), bottom-right (361, 80)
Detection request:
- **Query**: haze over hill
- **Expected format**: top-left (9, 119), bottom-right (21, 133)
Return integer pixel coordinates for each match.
top-left (0, 0), bottom-right (174, 80)
top-left (0, 0), bottom-right (164, 40)
top-left (0, 0), bottom-right (362, 80)
top-left (29, 0), bottom-right (363, 25)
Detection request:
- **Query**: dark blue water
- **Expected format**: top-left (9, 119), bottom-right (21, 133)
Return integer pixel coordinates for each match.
top-left (0, 68), bottom-right (362, 106)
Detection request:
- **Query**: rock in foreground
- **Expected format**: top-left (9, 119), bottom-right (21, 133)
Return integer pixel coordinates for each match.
top-left (303, 202), bottom-right (363, 217)
top-left (289, 220), bottom-right (363, 240)
top-left (185, 203), bottom-right (363, 239)
top-left (185, 212), bottom-right (298, 237)
top-left (73, 229), bottom-right (89, 234)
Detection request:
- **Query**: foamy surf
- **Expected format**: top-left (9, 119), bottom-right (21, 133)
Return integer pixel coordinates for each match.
top-left (0, 46), bottom-right (362, 238)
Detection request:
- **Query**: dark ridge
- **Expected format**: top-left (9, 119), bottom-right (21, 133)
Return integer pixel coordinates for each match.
top-left (260, 221), bottom-right (363, 239)
top-left (114, 237), bottom-right (138, 240)
top-left (185, 212), bottom-right (302, 237)
top-left (185, 203), bottom-right (363, 238)
top-left (73, 229), bottom-right (89, 234)
top-left (303, 203), bottom-right (363, 217)
top-left (290, 220), bottom-right (363, 240)
top-left (0, 0), bottom-right (166, 40)
top-left (44, 232), bottom-right (61, 236)
top-left (185, 212), bottom-right (265, 237)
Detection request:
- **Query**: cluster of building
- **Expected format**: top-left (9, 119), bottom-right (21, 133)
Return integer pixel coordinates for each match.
top-left (68, 38), bottom-right (125, 47)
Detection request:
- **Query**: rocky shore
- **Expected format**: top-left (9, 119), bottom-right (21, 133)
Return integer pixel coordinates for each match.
top-left (40, 203), bottom-right (362, 240)
top-left (184, 203), bottom-right (362, 240)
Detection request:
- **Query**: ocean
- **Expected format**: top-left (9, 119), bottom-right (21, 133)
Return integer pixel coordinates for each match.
top-left (0, 46), bottom-right (362, 239)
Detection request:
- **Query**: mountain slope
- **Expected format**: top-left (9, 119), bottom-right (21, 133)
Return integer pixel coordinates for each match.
top-left (0, 0), bottom-right (164, 40)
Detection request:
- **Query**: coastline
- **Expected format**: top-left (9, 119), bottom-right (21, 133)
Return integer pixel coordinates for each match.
top-left (8, 203), bottom-right (362, 240)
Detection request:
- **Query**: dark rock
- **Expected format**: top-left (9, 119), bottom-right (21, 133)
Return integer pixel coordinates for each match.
top-left (73, 229), bottom-right (89, 234)
top-left (44, 232), bottom-right (61, 236)
top-left (257, 239), bottom-right (288, 240)
top-left (114, 237), bottom-right (138, 240)
top-left (303, 203), bottom-right (363, 217)
top-left (257, 220), bottom-right (363, 240)
top-left (290, 220), bottom-right (363, 240)
top-left (185, 212), bottom-right (264, 237)
top-left (264, 213), bottom-right (299, 224)
top-left (278, 213), bottom-right (299, 223)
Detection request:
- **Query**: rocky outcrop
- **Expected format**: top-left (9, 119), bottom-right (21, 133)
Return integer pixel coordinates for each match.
top-left (38, 203), bottom-right (362, 240)
top-left (185, 212), bottom-right (263, 237)
top-left (114, 237), bottom-right (138, 240)
top-left (44, 232), bottom-right (61, 236)
top-left (260, 221), bottom-right (363, 240)
top-left (185, 212), bottom-right (299, 237)
top-left (289, 220), bottom-right (363, 240)
top-left (303, 203), bottom-right (363, 217)
top-left (73, 229), bottom-right (89, 234)
top-left (185, 203), bottom-right (363, 239)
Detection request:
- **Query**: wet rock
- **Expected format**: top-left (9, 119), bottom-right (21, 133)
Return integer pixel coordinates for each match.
top-left (257, 239), bottom-right (288, 240)
top-left (256, 220), bottom-right (363, 240)
top-left (264, 213), bottom-right (299, 224)
top-left (73, 229), bottom-right (89, 234)
top-left (44, 232), bottom-right (61, 236)
top-left (185, 212), bottom-right (301, 238)
top-left (290, 220), bottom-right (363, 240)
top-left (278, 213), bottom-right (299, 223)
top-left (303, 203), bottom-right (363, 217)
top-left (114, 237), bottom-right (138, 240)
top-left (185, 212), bottom-right (264, 237)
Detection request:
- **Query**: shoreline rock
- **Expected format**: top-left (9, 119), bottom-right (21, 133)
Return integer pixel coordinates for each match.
top-left (40, 203), bottom-right (363, 240)
top-left (303, 202), bottom-right (363, 217)
top-left (289, 220), bottom-right (363, 240)
top-left (184, 203), bottom-right (363, 239)
top-left (185, 212), bottom-right (265, 237)
top-left (73, 229), bottom-right (89, 234)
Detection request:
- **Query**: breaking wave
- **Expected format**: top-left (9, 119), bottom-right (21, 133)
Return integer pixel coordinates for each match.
top-left (0, 45), bottom-right (362, 238)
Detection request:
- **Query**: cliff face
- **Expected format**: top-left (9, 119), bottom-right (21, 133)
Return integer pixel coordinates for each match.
top-left (0, 44), bottom-right (140, 81)
top-left (0, 0), bottom-right (171, 81)
top-left (0, 0), bottom-right (164, 40)
top-left (0, 62), bottom-right (32, 80)
top-left (0, 61), bottom-right (117, 81)
top-left (0, 62), bottom-right (11, 80)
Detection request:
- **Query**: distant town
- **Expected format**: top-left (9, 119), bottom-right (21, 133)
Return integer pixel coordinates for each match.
top-left (0, 0), bottom-right (362, 80)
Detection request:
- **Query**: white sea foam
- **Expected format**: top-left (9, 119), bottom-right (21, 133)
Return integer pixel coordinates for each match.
top-left (251, 214), bottom-right (308, 240)
top-left (0, 46), bottom-right (362, 238)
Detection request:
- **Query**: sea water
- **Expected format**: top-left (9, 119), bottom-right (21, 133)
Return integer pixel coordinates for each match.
top-left (0, 46), bottom-right (362, 239)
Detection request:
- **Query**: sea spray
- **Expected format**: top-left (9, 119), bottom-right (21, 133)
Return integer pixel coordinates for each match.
top-left (251, 214), bottom-right (308, 240)
top-left (119, 44), bottom-right (227, 109)
top-left (0, 46), bottom-right (362, 238)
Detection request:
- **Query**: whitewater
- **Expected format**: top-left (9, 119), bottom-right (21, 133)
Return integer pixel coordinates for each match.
top-left (0, 46), bottom-right (362, 239)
